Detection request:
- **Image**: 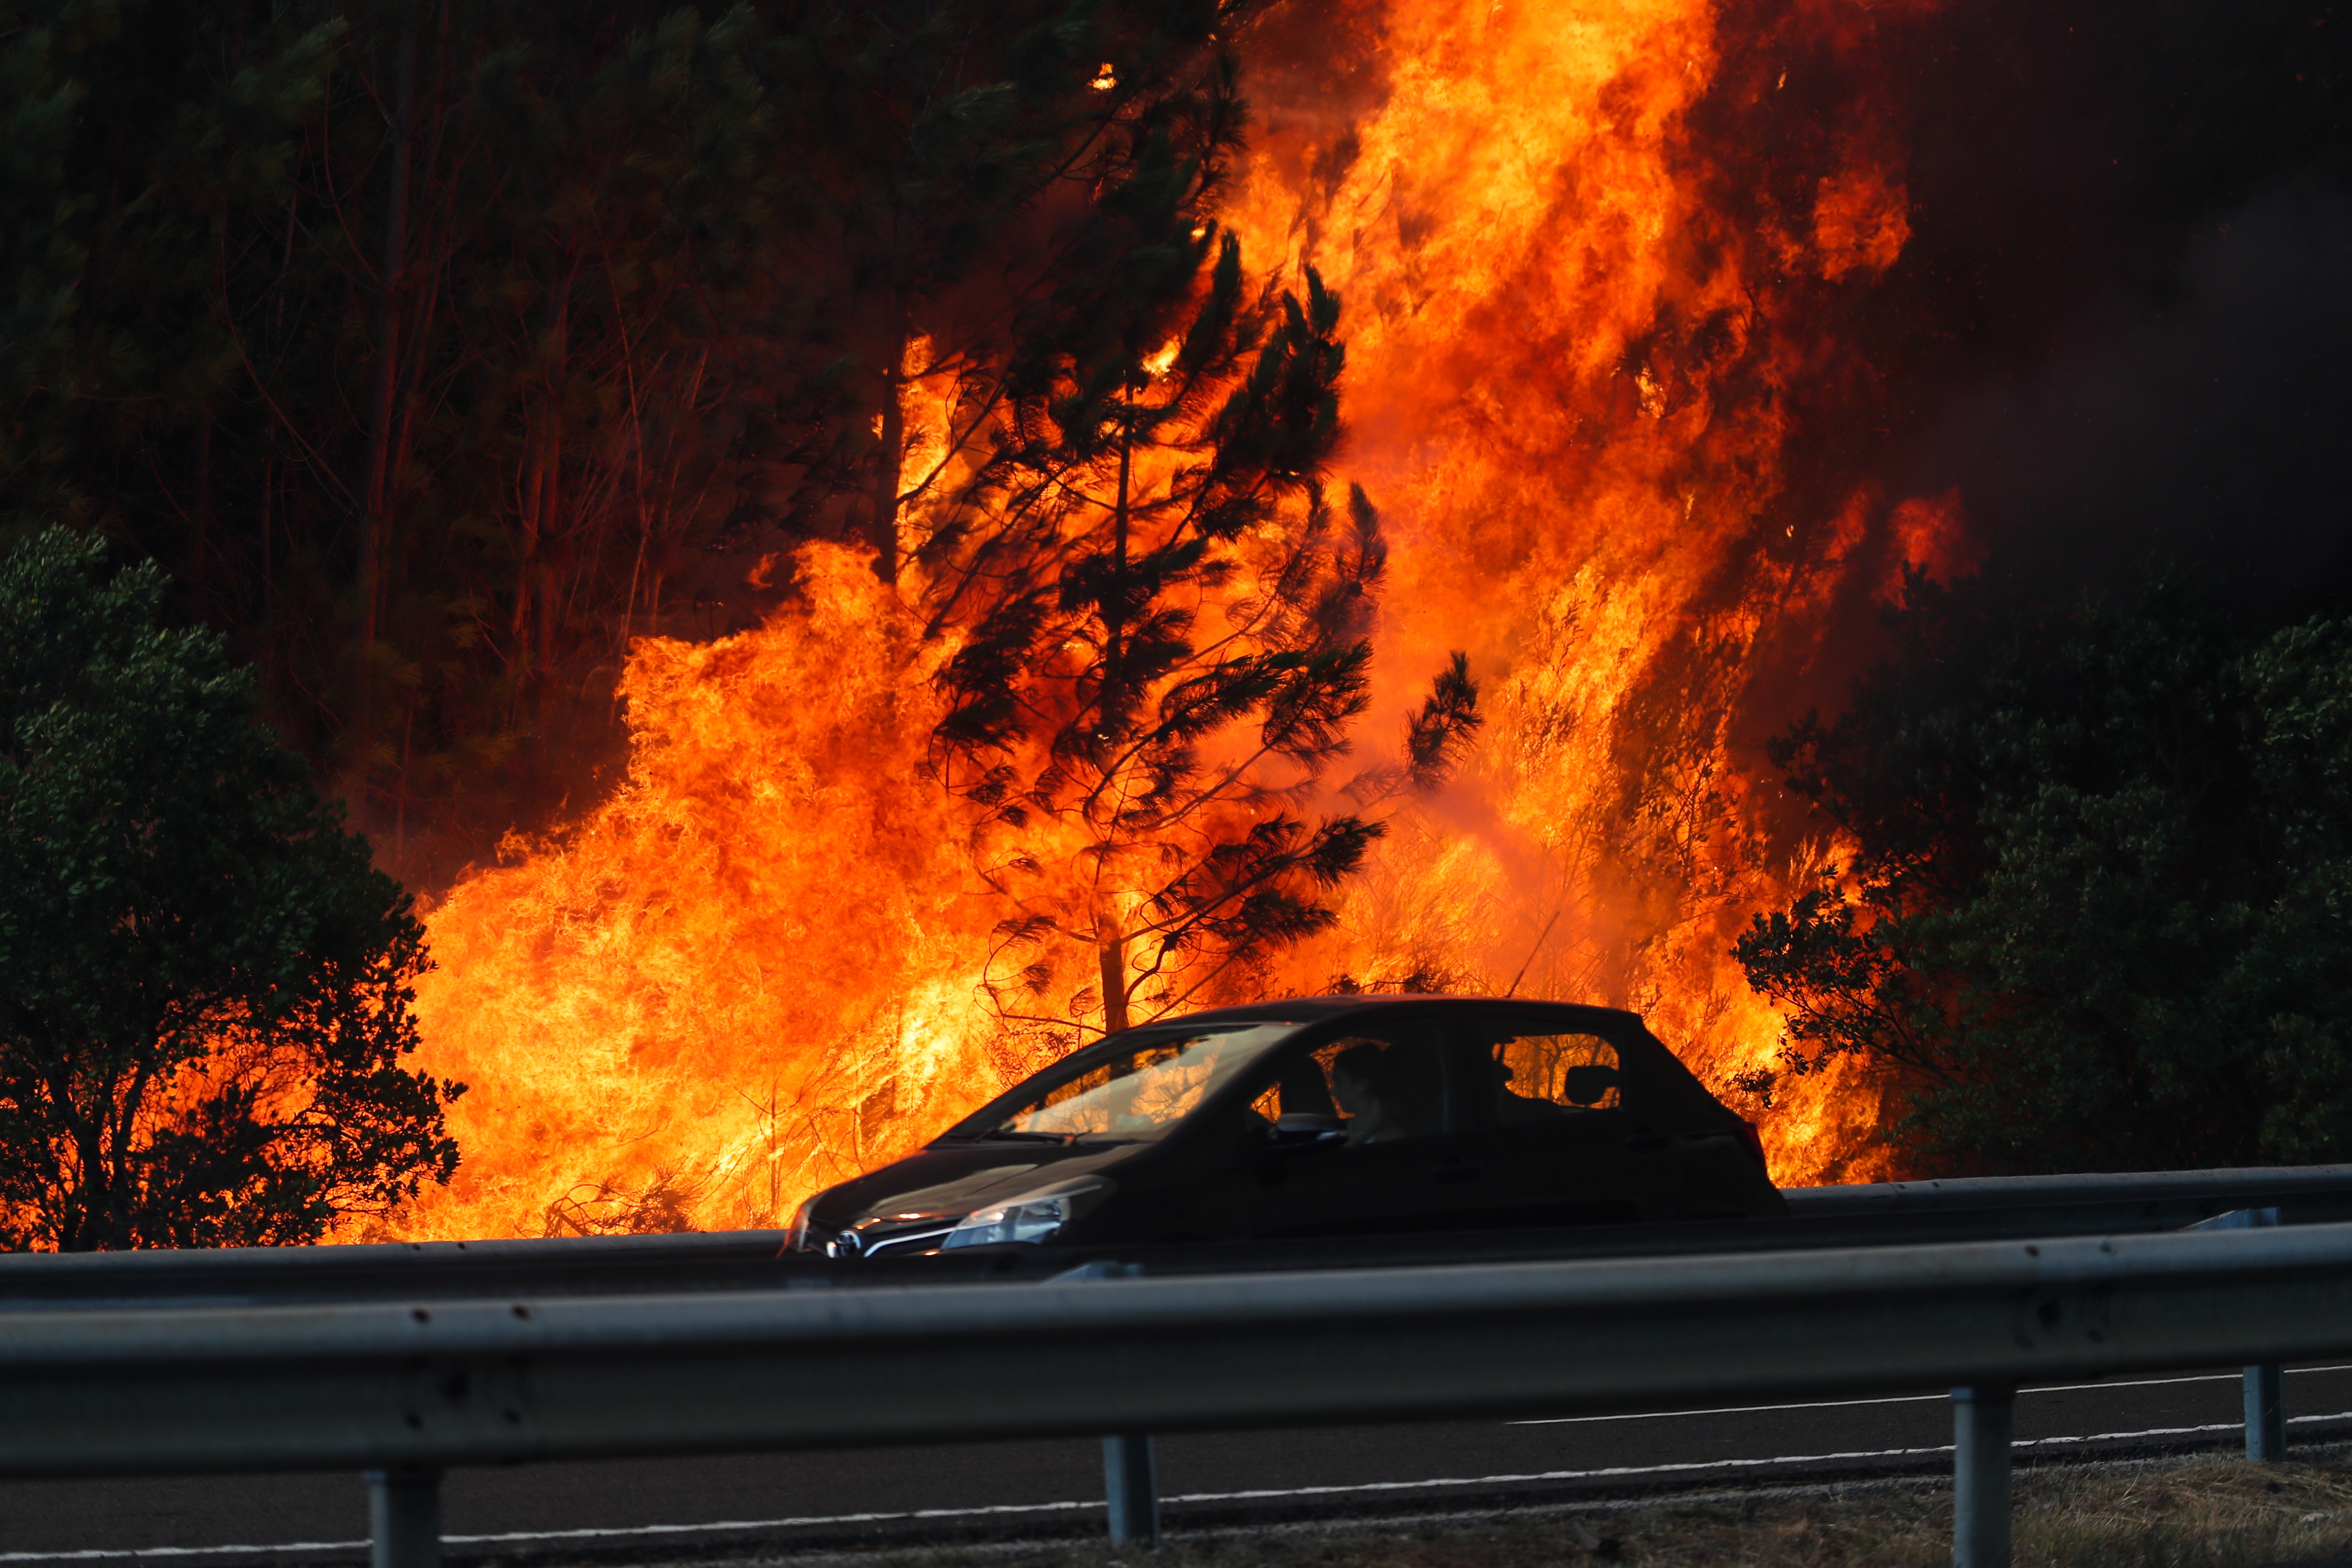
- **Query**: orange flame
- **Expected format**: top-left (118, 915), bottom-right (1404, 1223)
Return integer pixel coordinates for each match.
top-left (393, 0), bottom-right (1975, 1238)
top-left (1222, 0), bottom-right (1939, 1181)
top-left (403, 549), bottom-right (1019, 1237)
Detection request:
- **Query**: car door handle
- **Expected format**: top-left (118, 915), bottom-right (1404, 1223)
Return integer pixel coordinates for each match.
top-left (1431, 1156), bottom-right (1485, 1184)
top-left (1622, 1132), bottom-right (1671, 1154)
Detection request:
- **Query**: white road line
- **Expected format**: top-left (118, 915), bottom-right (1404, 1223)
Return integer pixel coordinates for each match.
top-left (13, 1409), bottom-right (2352, 1564)
top-left (1512, 1392), bottom-right (1948, 1424)
top-left (1508, 1364), bottom-right (2352, 1425)
top-left (0, 1550), bottom-right (374, 1565)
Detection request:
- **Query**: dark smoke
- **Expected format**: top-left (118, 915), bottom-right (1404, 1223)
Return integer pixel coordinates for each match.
top-left (1890, 175), bottom-right (2352, 615)
top-left (1853, 0), bottom-right (2351, 622)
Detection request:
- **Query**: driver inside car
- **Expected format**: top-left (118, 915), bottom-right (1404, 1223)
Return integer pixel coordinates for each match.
top-left (1329, 1041), bottom-right (1444, 1144)
top-left (1329, 1047), bottom-right (1395, 1143)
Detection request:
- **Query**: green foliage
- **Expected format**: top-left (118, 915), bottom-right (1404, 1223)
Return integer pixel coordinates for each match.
top-left (0, 0), bottom-right (340, 526)
top-left (0, 527), bottom-right (459, 1249)
top-left (1737, 571), bottom-right (2352, 1173)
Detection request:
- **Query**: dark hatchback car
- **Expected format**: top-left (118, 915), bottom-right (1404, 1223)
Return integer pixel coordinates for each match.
top-left (787, 995), bottom-right (1785, 1259)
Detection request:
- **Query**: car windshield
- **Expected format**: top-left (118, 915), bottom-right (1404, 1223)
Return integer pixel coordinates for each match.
top-left (970, 1024), bottom-right (1299, 1143)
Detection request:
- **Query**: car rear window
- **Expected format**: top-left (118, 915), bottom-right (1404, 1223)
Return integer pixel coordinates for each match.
top-left (1486, 1031), bottom-right (1622, 1117)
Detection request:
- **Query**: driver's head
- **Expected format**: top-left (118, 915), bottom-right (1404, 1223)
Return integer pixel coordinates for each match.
top-left (1329, 1044), bottom-right (1387, 1116)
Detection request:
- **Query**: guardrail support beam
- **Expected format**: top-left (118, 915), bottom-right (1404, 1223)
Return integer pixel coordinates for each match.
top-left (2190, 1206), bottom-right (2291, 1463)
top-left (1104, 1433), bottom-right (1160, 1548)
top-left (2246, 1363), bottom-right (2286, 1461)
top-left (1951, 1385), bottom-right (2013, 1568)
top-left (365, 1466), bottom-right (441, 1568)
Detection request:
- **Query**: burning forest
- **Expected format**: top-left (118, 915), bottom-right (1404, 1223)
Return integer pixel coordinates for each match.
top-left (404, 0), bottom-right (1932, 1236)
top-left (1, 0), bottom-right (2346, 1244)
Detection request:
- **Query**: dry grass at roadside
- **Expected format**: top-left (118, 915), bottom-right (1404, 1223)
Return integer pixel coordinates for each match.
top-left (583, 1452), bottom-right (2352, 1568)
top-left (1198, 1458), bottom-right (2352, 1566)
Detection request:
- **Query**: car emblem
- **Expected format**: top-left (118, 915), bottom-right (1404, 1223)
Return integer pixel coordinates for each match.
top-left (827, 1229), bottom-right (865, 1259)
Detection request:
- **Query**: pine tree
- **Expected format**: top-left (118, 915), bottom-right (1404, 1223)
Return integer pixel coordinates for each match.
top-left (781, 0), bottom-right (1257, 587)
top-left (925, 140), bottom-right (1482, 1033)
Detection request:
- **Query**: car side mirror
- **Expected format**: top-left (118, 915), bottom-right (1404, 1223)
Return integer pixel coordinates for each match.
top-left (1269, 1112), bottom-right (1346, 1149)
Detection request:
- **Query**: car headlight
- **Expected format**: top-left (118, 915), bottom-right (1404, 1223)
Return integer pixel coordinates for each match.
top-left (940, 1179), bottom-right (1112, 1249)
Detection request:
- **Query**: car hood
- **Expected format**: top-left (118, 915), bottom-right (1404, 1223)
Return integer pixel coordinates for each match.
top-left (810, 1142), bottom-right (1137, 1240)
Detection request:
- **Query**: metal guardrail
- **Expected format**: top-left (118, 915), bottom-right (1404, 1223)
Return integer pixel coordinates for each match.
top-left (1783, 1164), bottom-right (2352, 1219)
top-left (9, 1220), bottom-right (2352, 1568)
top-left (10, 1164), bottom-right (2352, 1310)
top-left (0, 1226), bottom-right (806, 1308)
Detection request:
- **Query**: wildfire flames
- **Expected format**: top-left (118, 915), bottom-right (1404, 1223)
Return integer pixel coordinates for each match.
top-left (397, 0), bottom-right (1974, 1240)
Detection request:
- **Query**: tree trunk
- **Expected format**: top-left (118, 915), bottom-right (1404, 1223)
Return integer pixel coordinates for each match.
top-left (358, 4), bottom-right (418, 656)
top-left (1099, 402), bottom-right (1135, 741)
top-left (1098, 932), bottom-right (1130, 1035)
top-left (514, 271), bottom-right (571, 715)
top-left (538, 273), bottom-right (572, 711)
top-left (868, 287), bottom-right (907, 586)
top-left (190, 410), bottom-right (212, 599)
top-left (1091, 406), bottom-right (1140, 1040)
top-left (52, 1060), bottom-right (106, 1253)
top-left (103, 1058), bottom-right (158, 1251)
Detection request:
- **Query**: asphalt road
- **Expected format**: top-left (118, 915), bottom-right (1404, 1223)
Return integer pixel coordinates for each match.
top-left (8, 1363), bottom-right (2352, 1565)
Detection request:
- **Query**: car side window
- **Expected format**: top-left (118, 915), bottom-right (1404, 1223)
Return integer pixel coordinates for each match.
top-left (1480, 1030), bottom-right (1622, 1122)
top-left (1315, 1033), bottom-right (1449, 1144)
top-left (1246, 1049), bottom-right (1340, 1125)
top-left (1241, 1028), bottom-right (1452, 1144)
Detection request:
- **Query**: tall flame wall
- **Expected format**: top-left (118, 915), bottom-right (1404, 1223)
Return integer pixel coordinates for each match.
top-left (395, 0), bottom-right (1969, 1240)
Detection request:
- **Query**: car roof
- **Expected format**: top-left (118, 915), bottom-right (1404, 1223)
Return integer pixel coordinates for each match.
top-left (934, 995), bottom-right (1737, 1145)
top-left (1162, 994), bottom-right (1646, 1029)
top-left (1141, 995), bottom-right (1736, 1129)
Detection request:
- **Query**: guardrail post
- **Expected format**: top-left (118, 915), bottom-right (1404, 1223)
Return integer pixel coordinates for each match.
top-left (2173, 1213), bottom-right (2286, 1457)
top-left (365, 1466), bottom-right (441, 1568)
top-left (2246, 1363), bottom-right (2286, 1461)
top-left (2194, 1206), bottom-right (2289, 1461)
top-left (2243, 1208), bottom-right (2285, 1461)
top-left (1103, 1433), bottom-right (1160, 1548)
top-left (1951, 1385), bottom-right (2014, 1568)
